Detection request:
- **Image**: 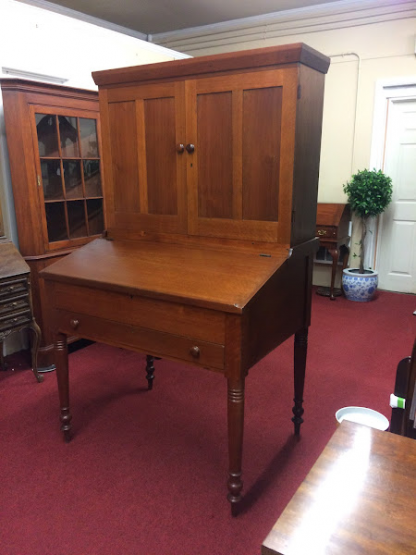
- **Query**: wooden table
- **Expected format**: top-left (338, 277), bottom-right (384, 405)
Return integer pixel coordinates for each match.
top-left (262, 421), bottom-right (416, 554)
top-left (315, 204), bottom-right (350, 300)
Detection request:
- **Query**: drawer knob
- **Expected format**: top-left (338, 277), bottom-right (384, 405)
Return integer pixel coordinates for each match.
top-left (317, 229), bottom-right (327, 236)
top-left (70, 318), bottom-right (80, 330)
top-left (190, 346), bottom-right (200, 359)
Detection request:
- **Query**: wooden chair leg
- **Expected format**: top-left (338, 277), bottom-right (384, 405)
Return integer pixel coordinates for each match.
top-left (145, 355), bottom-right (155, 390)
top-left (293, 328), bottom-right (308, 435)
top-left (28, 321), bottom-right (43, 383)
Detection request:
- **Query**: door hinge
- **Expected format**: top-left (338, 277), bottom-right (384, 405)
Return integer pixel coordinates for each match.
top-left (297, 85), bottom-right (302, 100)
top-left (37, 175), bottom-right (41, 187)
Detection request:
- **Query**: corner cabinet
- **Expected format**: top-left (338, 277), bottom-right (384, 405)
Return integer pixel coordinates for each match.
top-left (1, 79), bottom-right (105, 367)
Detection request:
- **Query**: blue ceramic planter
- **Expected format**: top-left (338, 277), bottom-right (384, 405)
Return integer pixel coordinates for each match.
top-left (342, 268), bottom-right (378, 302)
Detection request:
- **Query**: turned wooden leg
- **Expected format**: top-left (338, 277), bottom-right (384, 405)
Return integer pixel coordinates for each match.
top-left (227, 376), bottom-right (245, 516)
top-left (328, 246), bottom-right (339, 301)
top-left (145, 355), bottom-right (155, 390)
top-left (292, 328), bottom-right (308, 435)
top-left (28, 321), bottom-right (43, 383)
top-left (54, 332), bottom-right (72, 442)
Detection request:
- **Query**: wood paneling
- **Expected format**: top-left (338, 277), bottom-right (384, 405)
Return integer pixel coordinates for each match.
top-left (144, 96), bottom-right (178, 215)
top-left (108, 101), bottom-right (139, 213)
top-left (197, 92), bottom-right (233, 219)
top-left (242, 87), bottom-right (282, 222)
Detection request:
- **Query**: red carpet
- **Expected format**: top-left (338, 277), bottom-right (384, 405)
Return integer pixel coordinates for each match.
top-left (1, 289), bottom-right (415, 555)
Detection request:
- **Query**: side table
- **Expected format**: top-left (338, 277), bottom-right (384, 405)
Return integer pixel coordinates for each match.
top-left (0, 242), bottom-right (43, 382)
top-left (315, 203), bottom-right (351, 300)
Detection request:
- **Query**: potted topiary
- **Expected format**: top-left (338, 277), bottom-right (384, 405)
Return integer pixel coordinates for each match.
top-left (342, 168), bottom-right (393, 302)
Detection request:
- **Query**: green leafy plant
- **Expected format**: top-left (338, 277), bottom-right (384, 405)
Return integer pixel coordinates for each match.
top-left (343, 169), bottom-right (393, 274)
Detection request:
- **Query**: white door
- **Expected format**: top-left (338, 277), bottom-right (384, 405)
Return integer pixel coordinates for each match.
top-left (377, 98), bottom-right (416, 294)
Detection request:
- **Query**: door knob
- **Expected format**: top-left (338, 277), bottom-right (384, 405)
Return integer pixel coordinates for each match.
top-left (186, 143), bottom-right (195, 153)
top-left (176, 143), bottom-right (185, 153)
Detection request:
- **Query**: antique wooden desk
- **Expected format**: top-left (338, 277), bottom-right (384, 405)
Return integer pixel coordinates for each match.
top-left (262, 421), bottom-right (416, 554)
top-left (0, 242), bottom-right (42, 382)
top-left (316, 203), bottom-right (351, 300)
top-left (41, 43), bottom-right (330, 513)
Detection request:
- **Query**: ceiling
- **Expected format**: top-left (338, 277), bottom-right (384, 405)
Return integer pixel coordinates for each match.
top-left (42, 0), bottom-right (344, 35)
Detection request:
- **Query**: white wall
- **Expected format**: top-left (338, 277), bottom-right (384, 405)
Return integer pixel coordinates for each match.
top-left (0, 0), bottom-right (185, 355)
top-left (153, 2), bottom-right (416, 286)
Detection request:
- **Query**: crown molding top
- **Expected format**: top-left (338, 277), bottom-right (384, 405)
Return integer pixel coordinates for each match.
top-left (151, 0), bottom-right (416, 51)
top-left (92, 42), bottom-right (330, 87)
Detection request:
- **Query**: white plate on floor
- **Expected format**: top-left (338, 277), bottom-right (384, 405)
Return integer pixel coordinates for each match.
top-left (335, 406), bottom-right (389, 431)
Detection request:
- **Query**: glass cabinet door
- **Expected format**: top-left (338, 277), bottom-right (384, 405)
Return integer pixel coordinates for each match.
top-left (35, 111), bottom-right (104, 247)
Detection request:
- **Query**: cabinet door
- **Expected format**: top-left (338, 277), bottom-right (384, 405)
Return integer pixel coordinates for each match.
top-left (102, 82), bottom-right (186, 236)
top-left (31, 106), bottom-right (104, 251)
top-left (186, 69), bottom-right (298, 243)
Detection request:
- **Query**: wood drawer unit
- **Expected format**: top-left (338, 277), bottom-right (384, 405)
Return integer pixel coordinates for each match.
top-left (0, 293), bottom-right (30, 316)
top-left (316, 226), bottom-right (337, 239)
top-left (56, 309), bottom-right (225, 370)
top-left (51, 281), bottom-right (226, 344)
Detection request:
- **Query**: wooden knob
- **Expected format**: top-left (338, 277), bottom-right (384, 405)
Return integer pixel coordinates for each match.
top-left (70, 318), bottom-right (79, 329)
top-left (176, 143), bottom-right (185, 153)
top-left (190, 346), bottom-right (200, 359)
top-left (186, 143), bottom-right (195, 153)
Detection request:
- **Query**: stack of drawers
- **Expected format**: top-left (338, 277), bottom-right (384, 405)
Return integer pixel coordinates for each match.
top-left (0, 242), bottom-right (42, 382)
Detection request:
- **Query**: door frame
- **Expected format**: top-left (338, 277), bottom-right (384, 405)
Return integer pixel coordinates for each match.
top-left (368, 76), bottom-right (416, 273)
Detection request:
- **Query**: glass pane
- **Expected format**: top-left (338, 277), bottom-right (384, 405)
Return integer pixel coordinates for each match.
top-left (59, 116), bottom-right (79, 157)
top-left (67, 200), bottom-right (87, 238)
top-left (83, 160), bottom-right (102, 197)
top-left (35, 114), bottom-right (59, 157)
top-left (45, 202), bottom-right (68, 242)
top-left (63, 160), bottom-right (83, 199)
top-left (41, 160), bottom-right (63, 200)
top-left (79, 118), bottom-right (99, 158)
top-left (87, 199), bottom-right (104, 236)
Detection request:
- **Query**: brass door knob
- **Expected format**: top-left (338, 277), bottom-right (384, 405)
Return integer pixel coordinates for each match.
top-left (190, 346), bottom-right (200, 358)
top-left (70, 318), bottom-right (80, 329)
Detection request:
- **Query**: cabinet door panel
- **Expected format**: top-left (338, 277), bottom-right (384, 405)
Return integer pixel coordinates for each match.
top-left (108, 101), bottom-right (139, 213)
top-left (197, 92), bottom-right (233, 219)
top-left (31, 105), bottom-right (104, 252)
top-left (144, 96), bottom-right (177, 215)
top-left (187, 69), bottom-right (297, 244)
top-left (242, 87), bottom-right (282, 222)
top-left (103, 82), bottom-right (186, 236)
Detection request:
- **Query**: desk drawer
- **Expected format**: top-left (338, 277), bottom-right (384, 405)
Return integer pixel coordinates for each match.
top-left (316, 226), bottom-right (337, 239)
top-left (0, 293), bottom-right (30, 316)
top-left (51, 282), bottom-right (225, 344)
top-left (56, 309), bottom-right (225, 370)
top-left (0, 308), bottom-right (32, 332)
top-left (0, 277), bottom-right (28, 298)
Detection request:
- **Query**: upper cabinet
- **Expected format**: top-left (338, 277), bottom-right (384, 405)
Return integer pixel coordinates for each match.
top-left (1, 79), bottom-right (104, 256)
top-left (93, 43), bottom-right (330, 247)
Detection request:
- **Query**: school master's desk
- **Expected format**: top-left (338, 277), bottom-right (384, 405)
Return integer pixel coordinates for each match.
top-left (41, 43), bottom-right (330, 514)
